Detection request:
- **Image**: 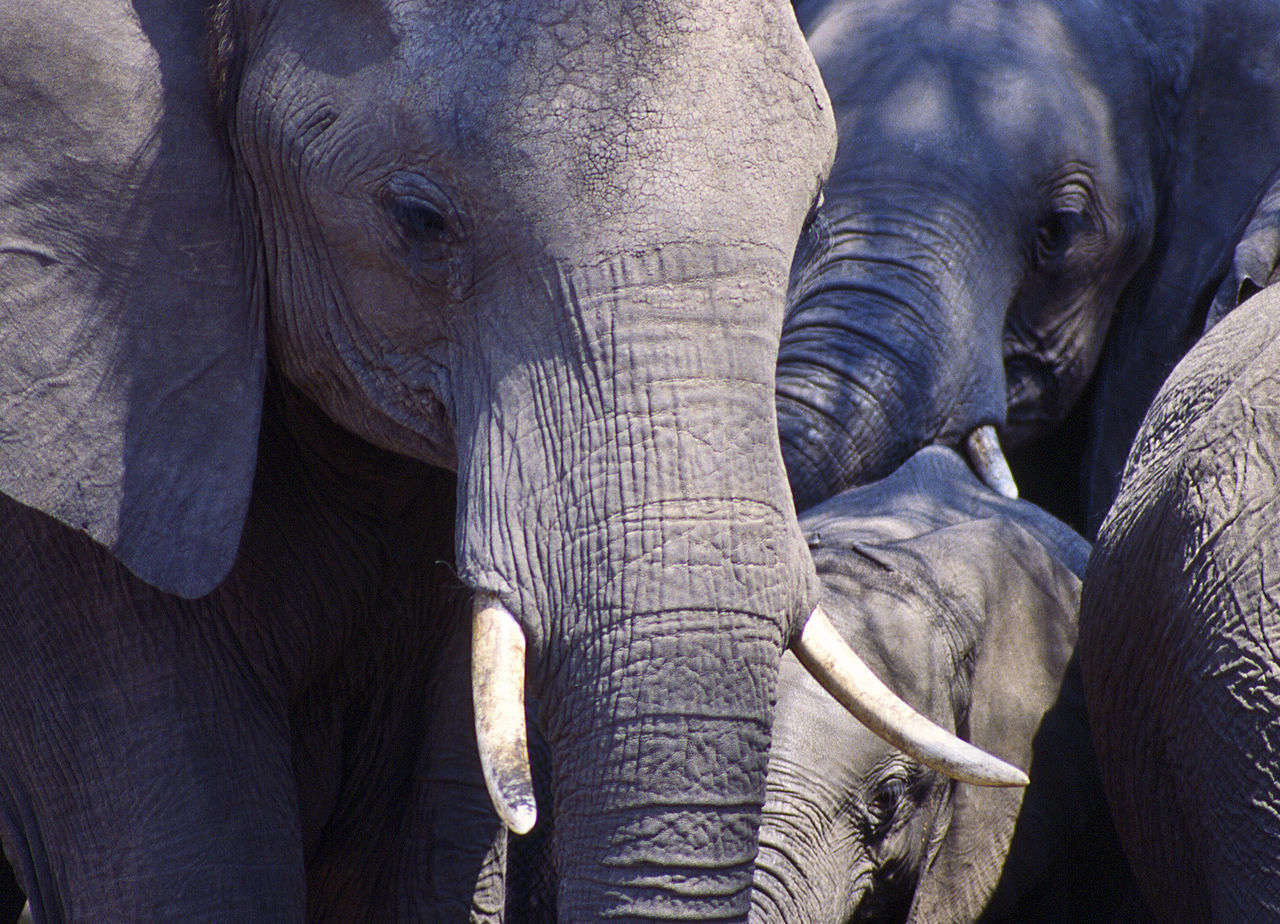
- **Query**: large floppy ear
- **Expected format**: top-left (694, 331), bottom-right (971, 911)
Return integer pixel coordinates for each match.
top-left (0, 0), bottom-right (264, 596)
top-left (906, 519), bottom-right (1084, 923)
top-left (1204, 168), bottom-right (1280, 331)
top-left (1085, 0), bottom-right (1280, 528)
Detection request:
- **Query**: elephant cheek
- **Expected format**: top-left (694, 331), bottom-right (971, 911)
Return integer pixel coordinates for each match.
top-left (752, 830), bottom-right (871, 923)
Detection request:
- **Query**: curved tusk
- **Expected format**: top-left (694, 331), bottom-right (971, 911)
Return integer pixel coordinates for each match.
top-left (964, 425), bottom-right (1019, 498)
top-left (793, 606), bottom-right (1030, 787)
top-left (472, 593), bottom-right (538, 835)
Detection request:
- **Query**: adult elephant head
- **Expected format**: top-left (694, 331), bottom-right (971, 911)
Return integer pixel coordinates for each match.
top-left (751, 448), bottom-right (1138, 923)
top-left (776, 0), bottom-right (1280, 525)
top-left (0, 0), bottom-right (1020, 918)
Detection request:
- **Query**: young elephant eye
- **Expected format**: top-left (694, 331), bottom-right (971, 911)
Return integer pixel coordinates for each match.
top-left (865, 774), bottom-right (910, 840)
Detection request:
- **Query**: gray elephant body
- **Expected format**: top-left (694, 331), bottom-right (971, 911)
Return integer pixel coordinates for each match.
top-left (778, 0), bottom-right (1280, 533)
top-left (0, 1), bottom-right (840, 919)
top-left (0, 385), bottom-right (493, 920)
top-left (752, 447), bottom-right (1141, 922)
top-left (1080, 278), bottom-right (1280, 920)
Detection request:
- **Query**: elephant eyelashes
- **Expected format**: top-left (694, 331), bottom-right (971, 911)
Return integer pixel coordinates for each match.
top-left (863, 770), bottom-right (916, 841)
top-left (384, 173), bottom-right (459, 252)
top-left (390, 195), bottom-right (450, 244)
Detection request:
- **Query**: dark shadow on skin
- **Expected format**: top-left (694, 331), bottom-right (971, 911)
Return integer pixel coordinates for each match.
top-left (778, 0), bottom-right (1161, 516)
top-left (0, 862), bottom-right (22, 923)
top-left (1004, 371), bottom-right (1098, 534)
top-left (782, 0), bottom-right (1280, 537)
top-left (977, 653), bottom-right (1153, 922)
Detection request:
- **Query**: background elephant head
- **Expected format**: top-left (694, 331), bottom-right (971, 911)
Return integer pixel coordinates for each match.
top-left (776, 0), bottom-right (1280, 531)
top-left (1080, 181), bottom-right (1280, 921)
top-left (751, 447), bottom-right (1139, 923)
top-left (0, 0), bottom-right (864, 918)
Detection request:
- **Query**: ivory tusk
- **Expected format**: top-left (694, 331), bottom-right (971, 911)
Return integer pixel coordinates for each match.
top-left (964, 425), bottom-right (1019, 498)
top-left (472, 593), bottom-right (538, 835)
top-left (793, 606), bottom-right (1030, 787)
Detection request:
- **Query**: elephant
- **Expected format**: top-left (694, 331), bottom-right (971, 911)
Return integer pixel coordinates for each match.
top-left (776, 0), bottom-right (1280, 532)
top-left (751, 446), bottom-right (1142, 923)
top-left (1079, 180), bottom-right (1280, 921)
top-left (0, 1), bottom-right (1027, 920)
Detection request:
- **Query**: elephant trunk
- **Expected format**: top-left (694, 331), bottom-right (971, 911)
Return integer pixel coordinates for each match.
top-left (452, 252), bottom-right (816, 919)
top-left (775, 212), bottom-right (1011, 511)
top-left (546, 605), bottom-right (785, 917)
top-left (750, 748), bottom-right (874, 924)
top-left (751, 842), bottom-right (856, 924)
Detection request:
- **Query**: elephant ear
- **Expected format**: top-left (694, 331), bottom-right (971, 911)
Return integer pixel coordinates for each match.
top-left (0, 0), bottom-right (264, 596)
top-left (1204, 168), bottom-right (1280, 331)
top-left (1085, 0), bottom-right (1280, 528)
top-left (905, 519), bottom-right (1085, 923)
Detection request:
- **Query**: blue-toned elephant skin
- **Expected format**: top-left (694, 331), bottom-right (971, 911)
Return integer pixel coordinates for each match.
top-left (778, 0), bottom-right (1280, 533)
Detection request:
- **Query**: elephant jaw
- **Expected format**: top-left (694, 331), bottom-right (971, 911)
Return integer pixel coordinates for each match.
top-left (469, 598), bottom-right (1028, 840)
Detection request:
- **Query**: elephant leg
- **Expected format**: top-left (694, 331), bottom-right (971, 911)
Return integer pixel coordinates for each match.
top-left (0, 502), bottom-right (305, 922)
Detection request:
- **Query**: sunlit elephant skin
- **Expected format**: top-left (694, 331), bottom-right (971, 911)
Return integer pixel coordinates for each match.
top-left (777, 0), bottom-right (1280, 531)
top-left (0, 1), bottom-right (840, 920)
top-left (1080, 233), bottom-right (1280, 919)
top-left (751, 447), bottom-right (1142, 923)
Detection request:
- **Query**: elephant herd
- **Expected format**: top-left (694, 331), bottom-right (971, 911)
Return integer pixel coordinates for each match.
top-left (2, 0), bottom-right (1280, 921)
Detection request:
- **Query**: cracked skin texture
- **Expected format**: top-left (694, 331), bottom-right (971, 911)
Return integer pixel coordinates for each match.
top-left (1082, 285), bottom-right (1280, 922)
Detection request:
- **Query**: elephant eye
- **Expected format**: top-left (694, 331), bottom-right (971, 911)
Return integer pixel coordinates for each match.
top-left (1034, 209), bottom-right (1082, 268)
top-left (390, 195), bottom-right (450, 244)
top-left (383, 172), bottom-right (459, 250)
top-left (865, 774), bottom-right (910, 840)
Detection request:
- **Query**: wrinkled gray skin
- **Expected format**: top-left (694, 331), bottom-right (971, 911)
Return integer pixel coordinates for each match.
top-left (0, 1), bottom-right (835, 920)
top-left (778, 0), bottom-right (1280, 532)
top-left (1080, 195), bottom-right (1280, 921)
top-left (751, 447), bottom-right (1141, 923)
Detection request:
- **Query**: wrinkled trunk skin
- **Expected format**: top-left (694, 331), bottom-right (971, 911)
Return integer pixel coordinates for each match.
top-left (776, 212), bottom-right (1009, 511)
top-left (454, 251), bottom-right (817, 920)
top-left (752, 845), bottom-right (847, 924)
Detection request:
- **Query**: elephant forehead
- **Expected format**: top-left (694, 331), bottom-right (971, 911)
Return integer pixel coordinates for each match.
top-left (435, 0), bottom-right (834, 254)
top-left (811, 0), bottom-right (1139, 177)
top-left (253, 1), bottom-right (832, 262)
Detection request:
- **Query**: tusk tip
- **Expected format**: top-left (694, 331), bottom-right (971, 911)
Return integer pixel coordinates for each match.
top-left (497, 796), bottom-right (538, 835)
top-left (796, 605), bottom-right (1032, 788)
top-left (472, 595), bottom-right (538, 836)
top-left (964, 426), bottom-right (1019, 498)
top-left (971, 763), bottom-right (1030, 788)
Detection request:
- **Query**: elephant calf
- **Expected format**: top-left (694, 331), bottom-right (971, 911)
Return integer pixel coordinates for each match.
top-left (752, 447), bottom-right (1140, 922)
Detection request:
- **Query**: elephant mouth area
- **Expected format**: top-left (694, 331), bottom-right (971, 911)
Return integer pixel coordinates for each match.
top-left (1002, 352), bottom-right (1069, 446)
